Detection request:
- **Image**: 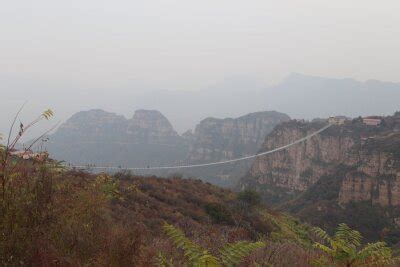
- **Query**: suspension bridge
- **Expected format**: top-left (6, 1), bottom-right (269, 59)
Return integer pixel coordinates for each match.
top-left (68, 123), bottom-right (333, 171)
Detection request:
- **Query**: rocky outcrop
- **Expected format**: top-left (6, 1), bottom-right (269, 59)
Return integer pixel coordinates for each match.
top-left (243, 120), bottom-right (355, 196)
top-left (241, 121), bottom-right (356, 201)
top-left (187, 111), bottom-right (290, 161)
top-left (183, 111), bottom-right (290, 187)
top-left (242, 115), bottom-right (400, 202)
top-left (241, 115), bottom-right (400, 204)
top-left (126, 109), bottom-right (181, 144)
top-left (338, 133), bottom-right (400, 206)
top-left (239, 114), bottom-right (400, 244)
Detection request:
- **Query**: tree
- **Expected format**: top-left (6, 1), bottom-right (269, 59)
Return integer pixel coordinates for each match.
top-left (237, 189), bottom-right (261, 208)
top-left (158, 223), bottom-right (265, 266)
top-left (205, 202), bottom-right (233, 224)
top-left (313, 223), bottom-right (397, 266)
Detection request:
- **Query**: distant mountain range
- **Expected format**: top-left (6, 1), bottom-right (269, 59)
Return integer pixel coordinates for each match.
top-left (2, 73), bottom-right (399, 138)
top-left (263, 73), bottom-right (400, 120)
top-left (120, 73), bottom-right (400, 132)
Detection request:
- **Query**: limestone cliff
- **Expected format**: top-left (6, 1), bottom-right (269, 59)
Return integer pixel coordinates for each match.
top-left (239, 113), bottom-right (400, 243)
top-left (241, 120), bottom-right (356, 201)
top-left (241, 115), bottom-right (400, 204)
top-left (187, 111), bottom-right (290, 161)
top-left (183, 111), bottom-right (290, 186)
top-left (338, 133), bottom-right (400, 206)
top-left (126, 109), bottom-right (181, 145)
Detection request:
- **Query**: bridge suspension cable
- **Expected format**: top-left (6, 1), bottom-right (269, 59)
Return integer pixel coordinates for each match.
top-left (69, 123), bottom-right (333, 171)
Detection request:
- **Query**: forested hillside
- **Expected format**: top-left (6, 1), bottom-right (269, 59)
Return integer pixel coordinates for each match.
top-left (0, 155), bottom-right (318, 266)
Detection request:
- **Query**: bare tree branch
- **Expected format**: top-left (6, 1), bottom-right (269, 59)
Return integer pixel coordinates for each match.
top-left (26, 121), bottom-right (61, 151)
top-left (6, 101), bottom-right (27, 151)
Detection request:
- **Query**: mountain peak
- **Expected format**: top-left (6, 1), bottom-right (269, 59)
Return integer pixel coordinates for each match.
top-left (63, 109), bottom-right (126, 125)
top-left (133, 109), bottom-right (164, 116)
top-left (131, 109), bottom-right (175, 131)
top-left (282, 72), bottom-right (358, 85)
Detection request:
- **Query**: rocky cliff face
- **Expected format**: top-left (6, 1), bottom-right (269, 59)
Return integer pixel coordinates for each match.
top-left (47, 109), bottom-right (290, 187)
top-left (126, 109), bottom-right (181, 144)
top-left (338, 133), bottom-right (400, 206)
top-left (183, 111), bottom-right (290, 186)
top-left (241, 120), bottom-right (356, 201)
top-left (239, 114), bottom-right (400, 243)
top-left (241, 116), bottom-right (400, 203)
top-left (187, 111), bottom-right (290, 162)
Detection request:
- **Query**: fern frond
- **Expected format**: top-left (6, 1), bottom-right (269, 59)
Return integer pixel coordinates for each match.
top-left (313, 242), bottom-right (334, 256)
top-left (155, 252), bottom-right (174, 267)
top-left (313, 227), bottom-right (333, 244)
top-left (334, 223), bottom-right (361, 247)
top-left (219, 241), bottom-right (265, 266)
top-left (163, 223), bottom-right (219, 266)
top-left (197, 254), bottom-right (220, 267)
top-left (313, 223), bottom-right (397, 267)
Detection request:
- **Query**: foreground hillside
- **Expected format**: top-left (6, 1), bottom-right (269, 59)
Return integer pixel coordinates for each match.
top-left (0, 158), bottom-right (320, 266)
top-left (240, 112), bottom-right (400, 244)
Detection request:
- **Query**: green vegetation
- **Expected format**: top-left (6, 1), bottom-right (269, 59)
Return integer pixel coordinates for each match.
top-left (159, 223), bottom-right (265, 266)
top-left (204, 202), bottom-right (233, 224)
top-left (313, 223), bottom-right (398, 266)
top-left (266, 213), bottom-right (312, 245)
top-left (237, 189), bottom-right (262, 208)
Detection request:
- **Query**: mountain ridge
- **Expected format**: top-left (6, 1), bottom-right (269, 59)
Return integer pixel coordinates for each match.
top-left (2, 73), bottom-right (399, 138)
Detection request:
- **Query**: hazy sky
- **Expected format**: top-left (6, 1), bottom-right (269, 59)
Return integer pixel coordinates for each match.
top-left (1, 0), bottom-right (400, 89)
top-left (1, 0), bottom-right (400, 139)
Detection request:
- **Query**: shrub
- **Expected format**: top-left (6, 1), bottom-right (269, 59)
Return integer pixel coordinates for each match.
top-left (313, 223), bottom-right (399, 266)
top-left (237, 189), bottom-right (261, 208)
top-left (205, 203), bottom-right (233, 225)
